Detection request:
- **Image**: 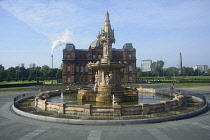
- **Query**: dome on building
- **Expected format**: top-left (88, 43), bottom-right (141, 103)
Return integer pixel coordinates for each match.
top-left (90, 39), bottom-right (101, 48)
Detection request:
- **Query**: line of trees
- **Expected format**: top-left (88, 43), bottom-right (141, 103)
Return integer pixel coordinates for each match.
top-left (137, 60), bottom-right (210, 78)
top-left (0, 64), bottom-right (62, 82)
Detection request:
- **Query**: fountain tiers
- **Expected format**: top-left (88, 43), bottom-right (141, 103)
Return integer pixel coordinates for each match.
top-left (77, 12), bottom-right (137, 103)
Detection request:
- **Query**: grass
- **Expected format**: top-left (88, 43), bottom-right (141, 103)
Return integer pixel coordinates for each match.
top-left (0, 82), bottom-right (209, 92)
top-left (140, 76), bottom-right (210, 81)
top-left (0, 80), bottom-right (58, 85)
top-left (175, 83), bottom-right (210, 87)
top-left (0, 87), bottom-right (40, 91)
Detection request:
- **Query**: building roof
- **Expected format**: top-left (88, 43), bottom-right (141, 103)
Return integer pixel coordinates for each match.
top-left (123, 43), bottom-right (135, 51)
top-left (65, 44), bottom-right (75, 51)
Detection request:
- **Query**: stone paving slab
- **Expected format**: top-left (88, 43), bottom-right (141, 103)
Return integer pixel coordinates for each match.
top-left (0, 91), bottom-right (210, 140)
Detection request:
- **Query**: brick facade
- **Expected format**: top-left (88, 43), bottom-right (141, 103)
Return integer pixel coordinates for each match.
top-left (62, 43), bottom-right (136, 84)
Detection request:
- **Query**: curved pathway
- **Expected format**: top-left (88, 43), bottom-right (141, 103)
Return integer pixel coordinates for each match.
top-left (0, 90), bottom-right (210, 140)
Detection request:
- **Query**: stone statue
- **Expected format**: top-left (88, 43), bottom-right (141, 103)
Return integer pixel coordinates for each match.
top-left (67, 85), bottom-right (70, 90)
top-left (109, 73), bottom-right (113, 84)
top-left (96, 61), bottom-right (100, 65)
top-left (37, 89), bottom-right (44, 96)
top-left (95, 72), bottom-right (98, 85)
top-left (104, 45), bottom-right (108, 55)
top-left (105, 75), bottom-right (110, 85)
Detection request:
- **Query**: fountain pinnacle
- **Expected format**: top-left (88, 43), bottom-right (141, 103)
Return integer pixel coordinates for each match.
top-left (99, 11), bottom-right (115, 63)
top-left (84, 12), bottom-right (129, 102)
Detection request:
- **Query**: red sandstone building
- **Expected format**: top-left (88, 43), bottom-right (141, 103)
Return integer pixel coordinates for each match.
top-left (62, 42), bottom-right (136, 84)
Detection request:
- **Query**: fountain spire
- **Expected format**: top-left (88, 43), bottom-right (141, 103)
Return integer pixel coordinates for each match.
top-left (85, 11), bottom-right (128, 103)
top-left (104, 11), bottom-right (111, 32)
top-left (100, 11), bottom-right (115, 63)
top-left (105, 11), bottom-right (110, 22)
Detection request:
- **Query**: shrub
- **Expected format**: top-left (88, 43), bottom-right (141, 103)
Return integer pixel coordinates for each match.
top-left (21, 77), bottom-right (25, 81)
top-left (28, 76), bottom-right (32, 81)
top-left (6, 77), bottom-right (11, 82)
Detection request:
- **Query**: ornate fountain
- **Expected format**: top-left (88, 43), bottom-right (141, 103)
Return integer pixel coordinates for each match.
top-left (77, 11), bottom-right (137, 103)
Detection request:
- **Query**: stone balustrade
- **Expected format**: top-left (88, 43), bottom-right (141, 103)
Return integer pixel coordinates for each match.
top-left (35, 88), bottom-right (185, 116)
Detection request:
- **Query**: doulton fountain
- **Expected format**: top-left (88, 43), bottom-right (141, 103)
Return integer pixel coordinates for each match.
top-left (12, 11), bottom-right (207, 125)
top-left (77, 11), bottom-right (137, 103)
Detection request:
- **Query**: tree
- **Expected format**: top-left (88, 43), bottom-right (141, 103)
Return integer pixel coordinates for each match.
top-left (151, 60), bottom-right (164, 76)
top-left (41, 65), bottom-right (50, 78)
top-left (56, 69), bottom-right (62, 79)
top-left (0, 64), bottom-right (6, 81)
top-left (48, 68), bottom-right (57, 78)
top-left (6, 67), bottom-right (16, 80)
top-left (164, 67), bottom-right (177, 76)
top-left (182, 67), bottom-right (194, 76)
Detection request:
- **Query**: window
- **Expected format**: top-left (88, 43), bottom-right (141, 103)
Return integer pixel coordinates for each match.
top-left (85, 67), bottom-right (88, 72)
top-left (129, 77), bottom-right (132, 82)
top-left (81, 66), bottom-right (84, 72)
top-left (67, 77), bottom-right (71, 83)
top-left (76, 77), bottom-right (79, 83)
top-left (67, 66), bottom-right (70, 72)
top-left (67, 55), bottom-right (70, 59)
top-left (121, 77), bottom-right (124, 82)
top-left (85, 77), bottom-right (88, 82)
top-left (120, 68), bottom-right (123, 72)
top-left (129, 54), bottom-right (132, 59)
top-left (93, 55), bottom-right (96, 59)
top-left (76, 66), bottom-right (79, 72)
top-left (98, 55), bottom-right (101, 59)
top-left (129, 65), bottom-right (132, 71)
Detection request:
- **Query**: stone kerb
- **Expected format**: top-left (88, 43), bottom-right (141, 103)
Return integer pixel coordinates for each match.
top-left (12, 90), bottom-right (208, 125)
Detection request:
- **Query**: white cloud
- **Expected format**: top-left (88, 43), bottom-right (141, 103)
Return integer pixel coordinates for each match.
top-left (1, 0), bottom-right (209, 39)
top-left (1, 0), bottom-right (210, 68)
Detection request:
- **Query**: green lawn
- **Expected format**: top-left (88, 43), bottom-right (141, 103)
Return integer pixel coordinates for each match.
top-left (0, 87), bottom-right (40, 91)
top-left (0, 80), bottom-right (57, 85)
top-left (140, 76), bottom-right (210, 81)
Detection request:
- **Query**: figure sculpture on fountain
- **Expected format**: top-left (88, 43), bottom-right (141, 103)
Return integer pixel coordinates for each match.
top-left (84, 11), bottom-right (128, 102)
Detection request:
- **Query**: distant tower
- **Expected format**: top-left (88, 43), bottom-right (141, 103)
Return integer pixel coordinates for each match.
top-left (179, 52), bottom-right (182, 75)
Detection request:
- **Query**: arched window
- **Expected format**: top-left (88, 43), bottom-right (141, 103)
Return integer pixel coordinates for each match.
top-left (81, 66), bottom-right (84, 72)
top-left (93, 55), bottom-right (96, 59)
top-left (85, 67), bottom-right (88, 72)
top-left (129, 65), bottom-right (132, 71)
top-left (67, 77), bottom-right (71, 83)
top-left (76, 66), bottom-right (79, 72)
top-left (67, 66), bottom-right (70, 72)
top-left (129, 77), bottom-right (132, 82)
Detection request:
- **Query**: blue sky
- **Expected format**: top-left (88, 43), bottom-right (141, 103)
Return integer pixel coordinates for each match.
top-left (0, 0), bottom-right (210, 69)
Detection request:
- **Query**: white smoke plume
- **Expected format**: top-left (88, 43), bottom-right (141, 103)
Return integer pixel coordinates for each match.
top-left (51, 29), bottom-right (73, 54)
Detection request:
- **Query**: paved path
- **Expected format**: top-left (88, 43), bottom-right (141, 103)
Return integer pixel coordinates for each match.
top-left (0, 90), bottom-right (210, 140)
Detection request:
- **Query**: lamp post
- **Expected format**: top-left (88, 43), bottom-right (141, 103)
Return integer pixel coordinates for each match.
top-left (36, 67), bottom-right (38, 83)
top-left (173, 68), bottom-right (176, 82)
top-left (16, 68), bottom-right (19, 84)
